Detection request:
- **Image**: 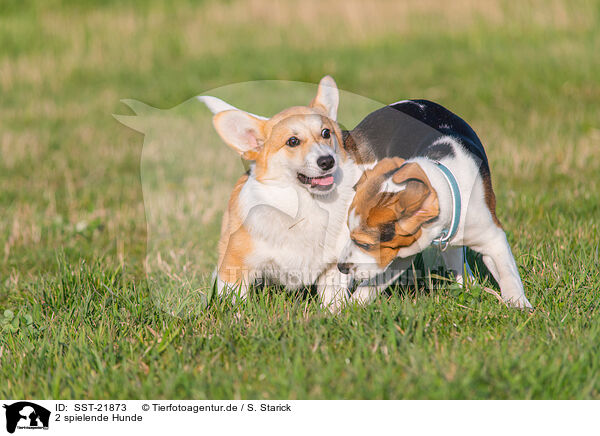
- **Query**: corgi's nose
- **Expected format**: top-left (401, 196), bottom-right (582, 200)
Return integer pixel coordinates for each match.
top-left (337, 262), bottom-right (351, 274)
top-left (317, 155), bottom-right (335, 171)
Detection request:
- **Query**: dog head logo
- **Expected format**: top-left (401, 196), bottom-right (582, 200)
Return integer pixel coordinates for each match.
top-left (3, 402), bottom-right (50, 434)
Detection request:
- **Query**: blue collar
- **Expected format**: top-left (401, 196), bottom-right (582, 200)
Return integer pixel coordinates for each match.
top-left (430, 161), bottom-right (461, 251)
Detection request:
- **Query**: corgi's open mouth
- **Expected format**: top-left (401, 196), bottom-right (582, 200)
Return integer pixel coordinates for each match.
top-left (297, 173), bottom-right (335, 191)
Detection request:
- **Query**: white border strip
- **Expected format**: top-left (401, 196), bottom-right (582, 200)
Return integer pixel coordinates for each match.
top-left (0, 400), bottom-right (593, 436)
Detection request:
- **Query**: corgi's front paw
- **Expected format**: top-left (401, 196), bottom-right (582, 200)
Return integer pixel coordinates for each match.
top-left (215, 276), bottom-right (248, 303)
top-left (349, 285), bottom-right (379, 305)
top-left (319, 288), bottom-right (349, 314)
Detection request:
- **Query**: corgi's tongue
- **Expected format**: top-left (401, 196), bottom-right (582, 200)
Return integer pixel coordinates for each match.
top-left (297, 172), bottom-right (335, 190)
top-left (311, 175), bottom-right (334, 187)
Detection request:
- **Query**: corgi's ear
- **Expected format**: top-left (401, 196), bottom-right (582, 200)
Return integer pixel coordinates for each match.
top-left (197, 96), bottom-right (268, 120)
top-left (212, 110), bottom-right (266, 160)
top-left (310, 75), bottom-right (339, 121)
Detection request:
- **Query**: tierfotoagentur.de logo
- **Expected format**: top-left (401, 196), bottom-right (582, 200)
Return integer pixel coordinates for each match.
top-left (3, 402), bottom-right (50, 434)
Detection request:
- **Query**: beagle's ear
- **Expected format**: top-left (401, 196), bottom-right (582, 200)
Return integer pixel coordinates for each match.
top-left (390, 162), bottom-right (440, 235)
top-left (310, 75), bottom-right (339, 121)
top-left (354, 157), bottom-right (407, 192)
top-left (212, 110), bottom-right (266, 161)
top-left (376, 157), bottom-right (408, 193)
top-left (391, 162), bottom-right (428, 185)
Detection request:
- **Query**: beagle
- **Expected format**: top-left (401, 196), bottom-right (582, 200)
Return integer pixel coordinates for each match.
top-left (338, 100), bottom-right (532, 309)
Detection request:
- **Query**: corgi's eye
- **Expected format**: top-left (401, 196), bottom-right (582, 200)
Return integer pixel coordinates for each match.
top-left (321, 128), bottom-right (331, 139)
top-left (286, 136), bottom-right (300, 147)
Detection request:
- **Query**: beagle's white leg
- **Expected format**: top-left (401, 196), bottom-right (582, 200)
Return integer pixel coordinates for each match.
top-left (475, 230), bottom-right (532, 309)
top-left (421, 246), bottom-right (445, 281)
top-left (482, 254), bottom-right (500, 283)
top-left (440, 246), bottom-right (466, 284)
top-left (317, 266), bottom-right (351, 313)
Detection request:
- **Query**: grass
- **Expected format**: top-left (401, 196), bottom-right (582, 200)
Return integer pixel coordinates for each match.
top-left (1, 0), bottom-right (599, 399)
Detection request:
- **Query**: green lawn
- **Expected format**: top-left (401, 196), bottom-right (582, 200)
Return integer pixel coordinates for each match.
top-left (1, 0), bottom-right (599, 399)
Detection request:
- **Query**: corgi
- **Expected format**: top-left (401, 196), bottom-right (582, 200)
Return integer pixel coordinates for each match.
top-left (337, 100), bottom-right (532, 309)
top-left (198, 76), bottom-right (363, 310)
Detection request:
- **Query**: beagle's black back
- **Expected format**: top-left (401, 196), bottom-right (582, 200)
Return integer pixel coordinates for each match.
top-left (345, 99), bottom-right (489, 169)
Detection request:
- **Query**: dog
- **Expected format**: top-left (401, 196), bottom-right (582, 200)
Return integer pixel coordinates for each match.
top-left (198, 76), bottom-right (363, 309)
top-left (337, 100), bottom-right (532, 309)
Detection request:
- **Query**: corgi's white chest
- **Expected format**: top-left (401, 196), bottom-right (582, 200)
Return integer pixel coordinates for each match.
top-left (237, 176), bottom-right (354, 288)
